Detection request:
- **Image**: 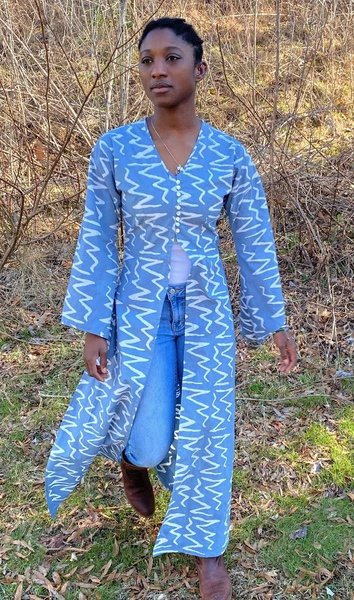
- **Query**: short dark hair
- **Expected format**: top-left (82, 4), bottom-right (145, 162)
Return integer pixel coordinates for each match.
top-left (138, 17), bottom-right (204, 64)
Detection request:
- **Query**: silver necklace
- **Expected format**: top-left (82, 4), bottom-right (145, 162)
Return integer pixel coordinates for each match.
top-left (150, 117), bottom-right (200, 175)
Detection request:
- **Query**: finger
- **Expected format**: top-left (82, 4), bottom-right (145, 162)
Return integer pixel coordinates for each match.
top-left (87, 358), bottom-right (105, 382)
top-left (96, 362), bottom-right (108, 379)
top-left (99, 348), bottom-right (108, 375)
top-left (282, 345), bottom-right (297, 373)
top-left (282, 357), bottom-right (292, 373)
top-left (96, 365), bottom-right (108, 379)
top-left (277, 344), bottom-right (289, 372)
top-left (279, 359), bottom-right (290, 373)
top-left (287, 344), bottom-right (297, 371)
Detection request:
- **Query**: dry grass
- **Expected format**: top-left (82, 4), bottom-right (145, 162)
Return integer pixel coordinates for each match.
top-left (1, 0), bottom-right (353, 340)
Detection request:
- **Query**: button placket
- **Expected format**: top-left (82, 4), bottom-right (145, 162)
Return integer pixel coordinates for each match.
top-left (174, 176), bottom-right (182, 238)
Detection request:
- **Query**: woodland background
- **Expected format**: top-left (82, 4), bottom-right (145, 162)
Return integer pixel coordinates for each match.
top-left (0, 1), bottom-right (353, 599)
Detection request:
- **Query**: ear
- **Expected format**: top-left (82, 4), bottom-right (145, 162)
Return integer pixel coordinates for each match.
top-left (195, 60), bottom-right (207, 82)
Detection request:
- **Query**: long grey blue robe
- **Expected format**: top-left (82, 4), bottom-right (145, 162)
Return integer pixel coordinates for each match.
top-left (45, 117), bottom-right (286, 557)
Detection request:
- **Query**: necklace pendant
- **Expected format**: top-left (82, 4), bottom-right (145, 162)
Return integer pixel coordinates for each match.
top-left (176, 165), bottom-right (182, 174)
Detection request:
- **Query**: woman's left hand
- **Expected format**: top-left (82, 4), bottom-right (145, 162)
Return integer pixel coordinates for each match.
top-left (273, 331), bottom-right (297, 373)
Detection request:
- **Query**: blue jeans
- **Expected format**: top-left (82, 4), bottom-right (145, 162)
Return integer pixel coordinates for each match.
top-left (124, 283), bottom-right (186, 468)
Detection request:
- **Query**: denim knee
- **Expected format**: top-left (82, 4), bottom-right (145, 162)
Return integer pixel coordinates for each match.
top-left (124, 441), bottom-right (172, 468)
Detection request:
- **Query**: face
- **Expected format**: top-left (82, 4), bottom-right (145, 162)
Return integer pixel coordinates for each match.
top-left (138, 28), bottom-right (207, 108)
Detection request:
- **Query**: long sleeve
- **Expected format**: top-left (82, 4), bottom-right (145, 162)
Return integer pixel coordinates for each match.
top-left (61, 135), bottom-right (121, 339)
top-left (223, 143), bottom-right (286, 343)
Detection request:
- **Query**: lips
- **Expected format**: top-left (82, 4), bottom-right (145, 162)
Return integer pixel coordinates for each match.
top-left (151, 83), bottom-right (172, 90)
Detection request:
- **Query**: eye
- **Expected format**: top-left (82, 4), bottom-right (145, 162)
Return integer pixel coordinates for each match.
top-left (141, 57), bottom-right (152, 64)
top-left (167, 55), bottom-right (180, 61)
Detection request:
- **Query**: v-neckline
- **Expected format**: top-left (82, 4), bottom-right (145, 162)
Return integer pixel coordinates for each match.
top-left (142, 116), bottom-right (204, 177)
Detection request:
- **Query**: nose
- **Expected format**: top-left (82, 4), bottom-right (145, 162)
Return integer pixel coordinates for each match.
top-left (150, 57), bottom-right (168, 78)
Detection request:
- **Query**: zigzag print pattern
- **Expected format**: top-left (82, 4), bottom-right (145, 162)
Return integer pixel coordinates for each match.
top-left (45, 118), bottom-right (286, 557)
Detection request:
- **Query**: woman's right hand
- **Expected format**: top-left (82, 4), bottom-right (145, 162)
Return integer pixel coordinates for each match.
top-left (83, 333), bottom-right (109, 382)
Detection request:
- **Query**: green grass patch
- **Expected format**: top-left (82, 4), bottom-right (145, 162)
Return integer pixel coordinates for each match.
top-left (232, 468), bottom-right (252, 491)
top-left (338, 377), bottom-right (354, 395)
top-left (229, 513), bottom-right (268, 548)
top-left (304, 423), bottom-right (354, 486)
top-left (291, 395), bottom-right (331, 414)
top-left (0, 373), bottom-right (46, 418)
top-left (336, 405), bottom-right (354, 442)
top-left (255, 440), bottom-right (302, 464)
top-left (241, 379), bottom-right (286, 399)
top-left (273, 492), bottom-right (310, 514)
top-left (258, 496), bottom-right (354, 578)
top-left (249, 345), bottom-right (275, 363)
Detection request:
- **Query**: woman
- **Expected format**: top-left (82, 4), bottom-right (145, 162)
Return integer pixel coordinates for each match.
top-left (46, 17), bottom-right (297, 600)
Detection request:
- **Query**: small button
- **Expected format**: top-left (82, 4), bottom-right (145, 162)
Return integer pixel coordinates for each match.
top-left (176, 227), bottom-right (180, 233)
top-left (176, 191), bottom-right (181, 197)
top-left (170, 288), bottom-right (175, 294)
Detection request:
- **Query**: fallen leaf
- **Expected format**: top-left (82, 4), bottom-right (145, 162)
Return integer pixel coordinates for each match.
top-left (64, 566), bottom-right (78, 578)
top-left (59, 582), bottom-right (69, 594)
top-left (258, 571), bottom-right (277, 584)
top-left (298, 567), bottom-right (318, 577)
top-left (62, 260), bottom-right (73, 269)
top-left (243, 539), bottom-right (257, 553)
top-left (318, 567), bottom-right (334, 579)
top-left (112, 537), bottom-right (120, 556)
top-left (146, 555), bottom-right (153, 575)
top-left (52, 572), bottom-right (61, 585)
top-left (14, 582), bottom-right (23, 600)
top-left (105, 568), bottom-right (119, 582)
top-left (100, 559), bottom-right (112, 578)
top-left (79, 565), bottom-right (95, 575)
top-left (67, 528), bottom-right (84, 543)
top-left (12, 539), bottom-right (34, 552)
top-left (249, 582), bottom-right (270, 592)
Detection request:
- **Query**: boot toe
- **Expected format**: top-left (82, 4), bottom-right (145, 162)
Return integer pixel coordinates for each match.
top-left (194, 555), bottom-right (232, 600)
top-left (137, 497), bottom-right (155, 517)
top-left (201, 583), bottom-right (232, 600)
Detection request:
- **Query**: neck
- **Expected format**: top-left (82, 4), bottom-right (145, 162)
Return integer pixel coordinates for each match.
top-left (152, 100), bottom-right (199, 133)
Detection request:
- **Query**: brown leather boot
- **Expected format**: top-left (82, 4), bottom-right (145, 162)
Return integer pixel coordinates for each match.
top-left (120, 450), bottom-right (155, 517)
top-left (194, 555), bottom-right (232, 600)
